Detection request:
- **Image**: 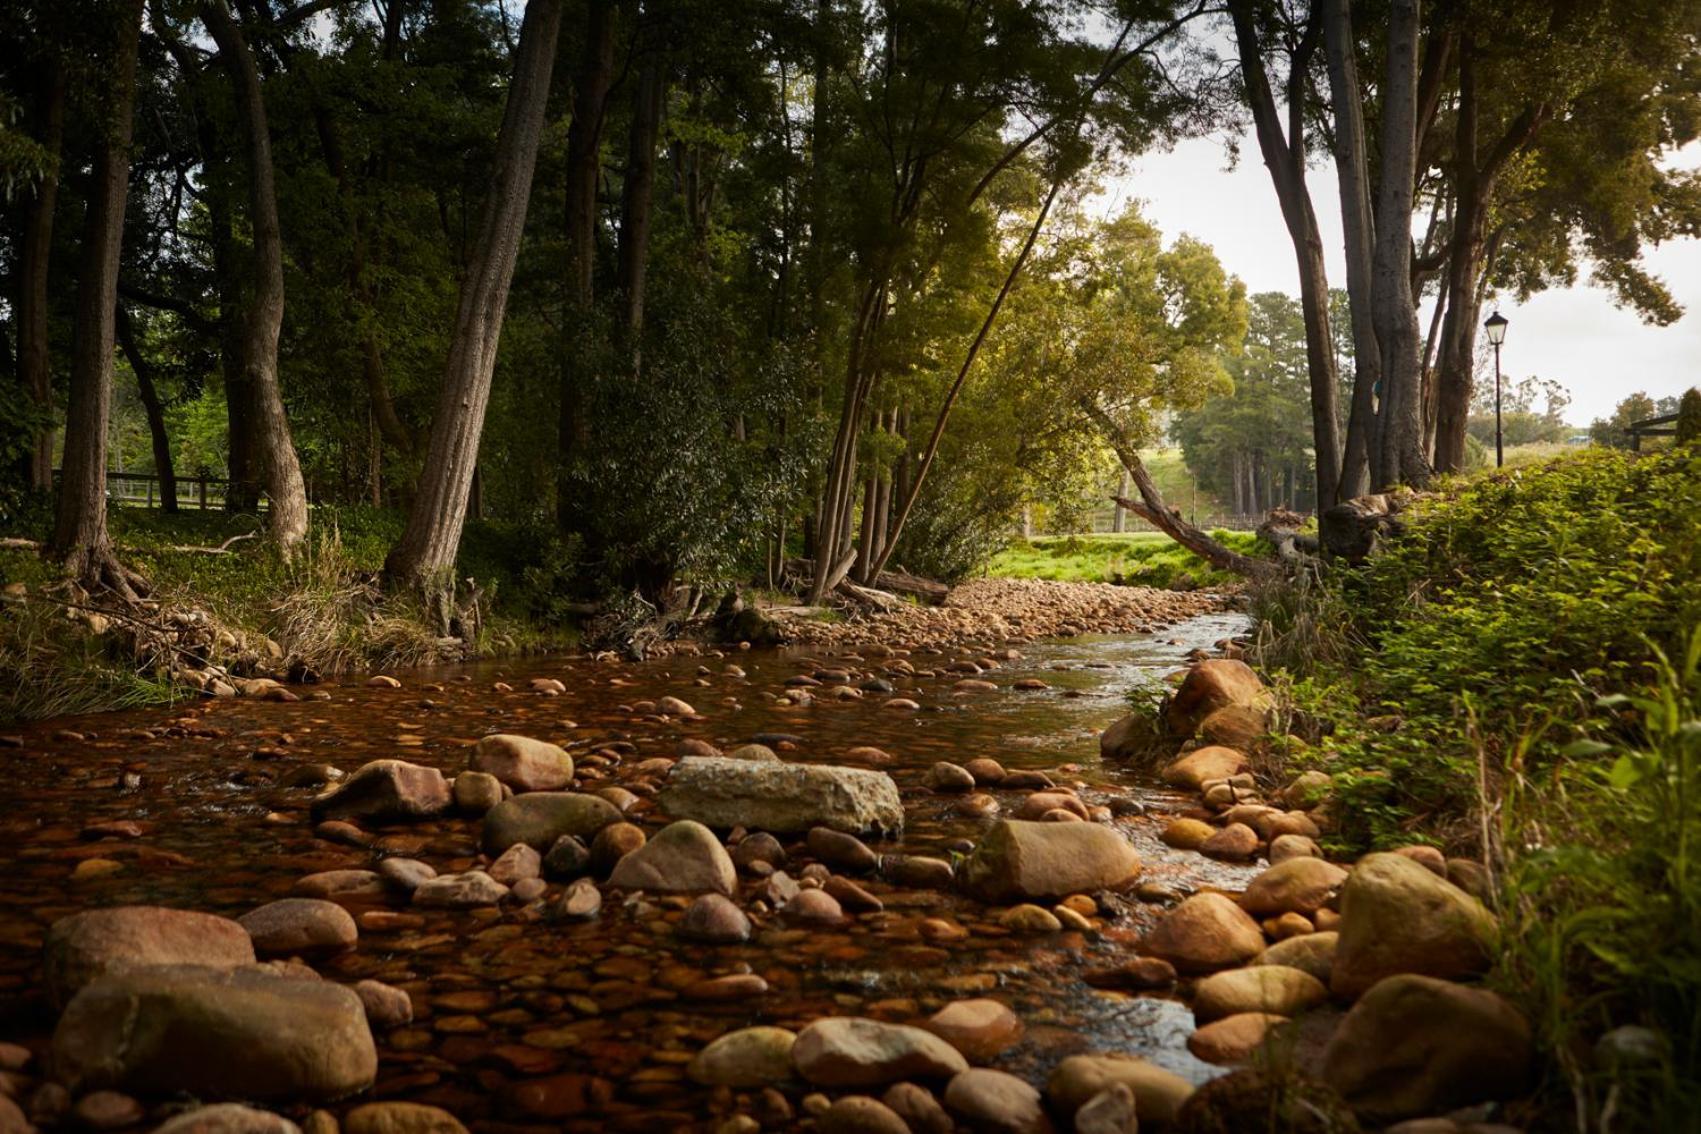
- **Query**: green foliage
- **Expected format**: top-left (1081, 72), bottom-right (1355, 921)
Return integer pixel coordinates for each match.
top-left (1677, 387), bottom-right (1701, 445)
top-left (986, 530), bottom-right (1262, 589)
top-left (1591, 390), bottom-right (1680, 449)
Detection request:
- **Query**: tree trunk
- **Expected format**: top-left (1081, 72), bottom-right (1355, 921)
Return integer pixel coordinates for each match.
top-left (557, 0), bottom-right (617, 529)
top-left (1113, 468), bottom-right (1130, 532)
top-left (1321, 0), bottom-right (1380, 499)
top-left (19, 59), bottom-right (65, 495)
top-left (385, 0), bottom-right (563, 617)
top-left (202, 0), bottom-right (309, 548)
top-left (1370, 0), bottom-right (1429, 489)
top-left (116, 304), bottom-right (178, 513)
top-left (616, 54), bottom-right (664, 371)
top-left (50, 0), bottom-right (147, 597)
top-left (1230, 1), bottom-right (1342, 508)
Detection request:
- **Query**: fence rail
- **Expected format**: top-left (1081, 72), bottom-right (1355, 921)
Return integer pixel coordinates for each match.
top-left (53, 470), bottom-right (267, 512)
top-left (1068, 508), bottom-right (1265, 534)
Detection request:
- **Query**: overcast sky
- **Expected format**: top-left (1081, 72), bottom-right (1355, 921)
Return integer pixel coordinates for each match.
top-left (1095, 132), bottom-right (1701, 427)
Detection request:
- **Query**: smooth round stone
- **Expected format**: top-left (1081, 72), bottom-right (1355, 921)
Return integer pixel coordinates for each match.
top-left (1269, 834), bottom-right (1322, 864)
top-left (344, 1103), bottom-right (468, 1134)
top-left (1254, 931), bottom-right (1339, 984)
top-left (681, 894), bottom-right (752, 943)
top-left (726, 744), bottom-right (780, 763)
top-left (925, 762), bottom-right (975, 792)
top-left (510, 877), bottom-right (547, 903)
top-left (1015, 792), bottom-right (1087, 821)
top-left (1144, 893), bottom-right (1266, 973)
top-left (956, 793), bottom-right (999, 818)
top-left (74, 1090), bottom-right (145, 1130)
top-left (1045, 1054), bottom-right (1195, 1124)
top-left (1200, 822), bottom-right (1260, 861)
top-left (823, 875), bottom-right (883, 912)
top-left (684, 974), bottom-right (769, 1001)
top-left (807, 828), bottom-right (878, 872)
top-left (922, 999), bottom-right (1023, 1063)
top-left (590, 822), bottom-right (647, 876)
top-left (881, 1083), bottom-right (952, 1134)
top-left (1186, 1012), bottom-right (1289, 1064)
top-left (733, 832), bottom-right (787, 871)
top-left (818, 1097), bottom-right (910, 1134)
top-left (488, 843), bottom-right (542, 885)
top-left (687, 1027), bottom-right (797, 1087)
top-left (152, 1104), bottom-right (303, 1134)
top-left (1161, 818), bottom-right (1216, 850)
top-left (882, 855), bottom-right (955, 889)
top-left (998, 905), bottom-right (1061, 933)
top-left (962, 759), bottom-right (1006, 784)
top-left (376, 858), bottom-right (436, 893)
top-left (543, 835), bottom-right (591, 878)
top-left (606, 820), bottom-right (736, 895)
top-left (413, 871), bottom-right (509, 908)
top-left (784, 888), bottom-right (845, 925)
top-left (1240, 857), bottom-right (1348, 916)
top-left (354, 980), bottom-right (413, 1028)
top-left (942, 1068), bottom-right (1051, 1133)
top-left (557, 878), bottom-right (602, 921)
top-left (1192, 965), bottom-right (1327, 1022)
top-left (1073, 1085), bottom-right (1137, 1134)
top-left (452, 771), bottom-right (503, 816)
top-left (238, 899), bottom-right (357, 958)
top-left (792, 1017), bottom-right (968, 1087)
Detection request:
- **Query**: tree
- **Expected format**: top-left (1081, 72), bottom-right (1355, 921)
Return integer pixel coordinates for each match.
top-left (49, 0), bottom-right (148, 597)
top-left (384, 0), bottom-right (563, 619)
top-left (200, 0), bottom-right (309, 549)
top-left (1588, 391), bottom-right (1674, 449)
top-left (15, 48), bottom-right (65, 495)
top-left (1677, 388), bottom-right (1701, 446)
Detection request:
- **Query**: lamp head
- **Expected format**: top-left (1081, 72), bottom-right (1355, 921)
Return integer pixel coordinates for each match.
top-left (1484, 310), bottom-right (1508, 346)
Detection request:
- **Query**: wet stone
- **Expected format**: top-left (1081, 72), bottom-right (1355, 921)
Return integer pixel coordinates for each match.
top-left (680, 894), bottom-right (752, 943)
top-left (412, 871), bottom-right (509, 908)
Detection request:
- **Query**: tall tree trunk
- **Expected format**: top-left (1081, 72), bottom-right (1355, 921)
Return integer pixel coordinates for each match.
top-left (116, 304), bottom-right (178, 513)
top-left (1230, 1), bottom-right (1342, 508)
top-left (557, 0), bottom-right (617, 530)
top-left (616, 56), bottom-right (664, 371)
top-left (385, 0), bottom-right (563, 618)
top-left (1371, 0), bottom-right (1428, 489)
top-left (50, 0), bottom-right (147, 597)
top-left (19, 59), bottom-right (65, 495)
top-left (202, 0), bottom-right (309, 548)
top-left (1321, 0), bottom-right (1379, 499)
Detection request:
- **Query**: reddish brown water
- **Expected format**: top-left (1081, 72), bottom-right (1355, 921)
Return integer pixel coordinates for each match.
top-left (0, 613), bottom-right (1252, 1131)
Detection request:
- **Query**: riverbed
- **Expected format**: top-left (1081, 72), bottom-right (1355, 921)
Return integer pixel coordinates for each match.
top-left (0, 610), bottom-right (1253, 1131)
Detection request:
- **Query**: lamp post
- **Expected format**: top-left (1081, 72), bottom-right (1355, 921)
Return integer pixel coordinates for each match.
top-left (1484, 311), bottom-right (1509, 467)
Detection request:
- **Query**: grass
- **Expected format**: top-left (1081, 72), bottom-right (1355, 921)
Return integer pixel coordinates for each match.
top-left (985, 530), bottom-right (1264, 589)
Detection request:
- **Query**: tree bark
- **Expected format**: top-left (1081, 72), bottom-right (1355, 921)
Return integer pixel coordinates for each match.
top-left (557, 0), bottom-right (617, 529)
top-left (616, 54), bottom-right (664, 371)
top-left (50, 0), bottom-right (147, 597)
top-left (116, 304), bottom-right (178, 513)
top-left (202, 0), bottom-right (310, 549)
top-left (1371, 0), bottom-right (1429, 488)
top-left (385, 0), bottom-right (563, 616)
top-left (1230, 1), bottom-right (1342, 508)
top-left (1321, 0), bottom-right (1380, 499)
top-left (19, 58), bottom-right (65, 495)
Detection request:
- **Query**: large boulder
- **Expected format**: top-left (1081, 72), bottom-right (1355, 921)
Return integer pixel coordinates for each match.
top-left (1143, 892), bottom-right (1266, 973)
top-left (471, 734), bottom-right (573, 793)
top-left (1322, 974), bottom-right (1532, 1123)
top-left (792, 1017), bottom-right (968, 1087)
top-left (52, 964), bottom-right (377, 1101)
top-left (44, 907), bottom-right (255, 1009)
top-left (1330, 853), bottom-right (1497, 999)
top-left (1240, 857), bottom-right (1349, 917)
top-left (961, 820), bottom-right (1140, 903)
top-left (1045, 1054), bottom-right (1195, 1124)
top-left (606, 820), bottom-right (736, 895)
top-left (1163, 659), bottom-right (1272, 739)
top-left (658, 757), bottom-right (903, 835)
top-left (1162, 746), bottom-right (1247, 791)
top-left (311, 760), bottom-right (451, 824)
top-left (1099, 713), bottom-right (1162, 762)
top-left (481, 792), bottom-right (622, 855)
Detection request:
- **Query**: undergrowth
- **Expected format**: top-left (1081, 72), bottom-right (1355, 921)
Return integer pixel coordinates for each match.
top-left (987, 529), bottom-right (1264, 588)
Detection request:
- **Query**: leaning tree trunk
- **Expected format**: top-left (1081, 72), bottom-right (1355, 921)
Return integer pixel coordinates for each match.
top-left (1321, 0), bottom-right (1380, 499)
top-left (19, 59), bottom-right (65, 495)
top-left (385, 0), bottom-right (563, 624)
top-left (202, 0), bottom-right (309, 549)
top-left (1370, 0), bottom-right (1429, 489)
top-left (50, 0), bottom-right (147, 597)
top-left (116, 304), bottom-right (178, 513)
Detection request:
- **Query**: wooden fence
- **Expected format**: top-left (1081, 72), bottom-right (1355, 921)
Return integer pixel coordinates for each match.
top-left (54, 471), bottom-right (267, 511)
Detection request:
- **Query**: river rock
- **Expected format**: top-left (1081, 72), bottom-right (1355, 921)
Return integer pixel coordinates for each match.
top-left (963, 758), bottom-right (1006, 784)
top-left (1254, 931), bottom-right (1338, 984)
top-left (962, 820), bottom-right (1140, 902)
top-left (925, 762), bottom-right (976, 792)
top-left (607, 820), bottom-right (736, 895)
top-left (824, 875), bottom-right (883, 912)
top-left (792, 1017), bottom-right (968, 1087)
top-left (1161, 817), bottom-right (1215, 849)
top-left (354, 979), bottom-right (413, 1028)
top-left (44, 907), bottom-right (255, 1008)
top-left (589, 822), bottom-right (646, 875)
top-left (294, 870), bottom-right (387, 899)
top-left (784, 888), bottom-right (846, 925)
top-left (481, 792), bottom-right (622, 854)
top-left (1072, 1085), bottom-right (1137, 1134)
top-left (659, 757), bottom-right (904, 834)
top-left (311, 760), bottom-right (450, 823)
top-left (471, 734), bottom-right (573, 793)
top-left (1193, 965), bottom-right (1327, 1022)
top-left (726, 743), bottom-right (780, 762)
top-left (340, 1104), bottom-right (465, 1134)
top-left (656, 695), bottom-right (695, 716)
top-left (1200, 822), bottom-right (1259, 860)
top-left (817, 1097), bottom-right (910, 1134)
top-left (882, 854), bottom-right (955, 889)
top-left (1163, 659), bottom-right (1271, 738)
top-left (1045, 1054), bottom-right (1195, 1123)
top-left (412, 871), bottom-right (509, 908)
top-left (1330, 852), bottom-right (1497, 998)
top-left (883, 1083), bottom-right (953, 1134)
top-left (1187, 1013), bottom-right (1289, 1065)
top-left (1197, 703), bottom-right (1271, 749)
top-left (688, 1027), bottom-right (797, 1087)
top-left (452, 771), bottom-right (503, 816)
top-left (153, 1105), bottom-right (302, 1134)
top-left (1143, 892), bottom-right (1266, 973)
top-left (1162, 746), bottom-right (1247, 791)
top-left (680, 894), bottom-right (751, 943)
top-left (1241, 857), bottom-right (1349, 916)
top-left (1322, 974), bottom-right (1532, 1122)
top-left (734, 831), bottom-right (787, 871)
top-left (1099, 712), bottom-right (1161, 761)
top-left (922, 999), bottom-right (1023, 1062)
top-left (489, 842), bottom-right (543, 885)
top-left (1269, 833), bottom-right (1323, 863)
top-left (557, 878), bottom-right (602, 920)
top-left (544, 835), bottom-right (591, 878)
top-left (1015, 792), bottom-right (1088, 821)
top-left (809, 827), bottom-right (879, 871)
top-left (52, 964), bottom-right (376, 1101)
top-left (943, 1068), bottom-right (1053, 1133)
top-left (377, 858), bottom-right (436, 893)
top-left (238, 899), bottom-right (358, 958)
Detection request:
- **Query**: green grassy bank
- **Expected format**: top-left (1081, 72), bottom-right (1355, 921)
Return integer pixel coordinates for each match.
top-left (986, 530), bottom-right (1263, 589)
top-left (1252, 445), bottom-right (1701, 1128)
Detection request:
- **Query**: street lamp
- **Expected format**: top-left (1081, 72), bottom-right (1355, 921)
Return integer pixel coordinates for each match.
top-left (1484, 311), bottom-right (1509, 467)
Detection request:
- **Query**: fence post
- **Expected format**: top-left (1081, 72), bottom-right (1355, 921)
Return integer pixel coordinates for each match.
top-left (199, 476), bottom-right (208, 510)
